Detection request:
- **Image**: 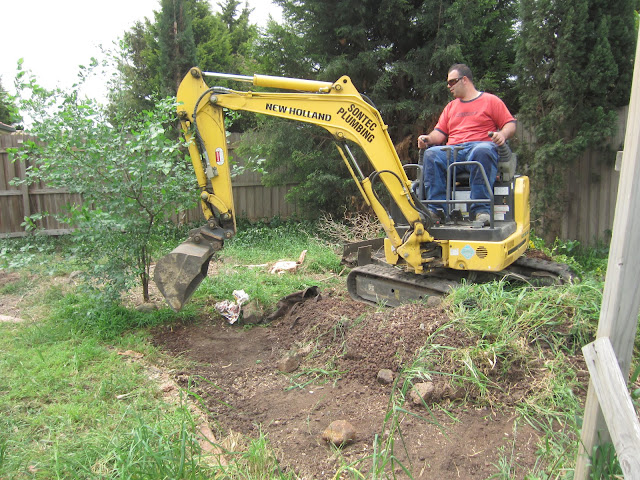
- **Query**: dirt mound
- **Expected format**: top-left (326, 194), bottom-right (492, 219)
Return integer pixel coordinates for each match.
top-left (151, 288), bottom-right (552, 479)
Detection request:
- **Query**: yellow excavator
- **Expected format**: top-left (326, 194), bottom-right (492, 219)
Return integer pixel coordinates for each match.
top-left (154, 67), bottom-right (574, 311)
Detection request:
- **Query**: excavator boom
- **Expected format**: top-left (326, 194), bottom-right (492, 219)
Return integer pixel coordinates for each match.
top-left (155, 67), bottom-right (436, 310)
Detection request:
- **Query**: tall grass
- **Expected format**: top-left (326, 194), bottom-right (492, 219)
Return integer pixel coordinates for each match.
top-left (444, 279), bottom-right (605, 475)
top-left (449, 279), bottom-right (602, 357)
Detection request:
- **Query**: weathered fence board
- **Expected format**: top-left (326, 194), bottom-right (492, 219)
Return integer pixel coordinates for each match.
top-left (1, 134), bottom-right (83, 236)
top-left (515, 107), bottom-right (626, 245)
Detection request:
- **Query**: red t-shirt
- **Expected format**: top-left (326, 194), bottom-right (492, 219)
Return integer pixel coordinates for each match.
top-left (435, 92), bottom-right (515, 145)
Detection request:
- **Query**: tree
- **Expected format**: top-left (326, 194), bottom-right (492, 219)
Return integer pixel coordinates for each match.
top-left (109, 0), bottom-right (258, 120)
top-left (157, 0), bottom-right (198, 95)
top-left (0, 77), bottom-right (21, 126)
top-left (268, 0), bottom-right (517, 143)
top-left (14, 67), bottom-right (196, 302)
top-left (243, 0), bottom-right (518, 216)
top-left (107, 20), bottom-right (162, 120)
top-left (217, 0), bottom-right (258, 71)
top-left (515, 0), bottom-right (637, 240)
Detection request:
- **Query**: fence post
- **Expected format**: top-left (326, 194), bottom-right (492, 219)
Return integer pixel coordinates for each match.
top-left (582, 337), bottom-right (640, 478)
top-left (574, 27), bottom-right (640, 478)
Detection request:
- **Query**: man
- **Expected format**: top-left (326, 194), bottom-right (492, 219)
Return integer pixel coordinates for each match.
top-left (417, 64), bottom-right (516, 225)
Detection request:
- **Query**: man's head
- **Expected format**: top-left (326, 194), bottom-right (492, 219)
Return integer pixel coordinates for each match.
top-left (447, 64), bottom-right (474, 98)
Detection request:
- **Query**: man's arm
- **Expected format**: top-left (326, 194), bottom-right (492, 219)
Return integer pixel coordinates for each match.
top-left (417, 130), bottom-right (447, 149)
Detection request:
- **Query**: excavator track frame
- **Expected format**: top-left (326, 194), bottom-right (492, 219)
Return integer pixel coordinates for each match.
top-left (346, 251), bottom-right (578, 307)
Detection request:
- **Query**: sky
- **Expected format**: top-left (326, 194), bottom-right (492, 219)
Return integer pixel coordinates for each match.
top-left (0, 0), bottom-right (283, 101)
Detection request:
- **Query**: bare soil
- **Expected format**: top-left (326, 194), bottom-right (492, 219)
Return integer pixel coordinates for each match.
top-left (0, 271), bottom-right (24, 320)
top-left (150, 285), bottom-right (568, 479)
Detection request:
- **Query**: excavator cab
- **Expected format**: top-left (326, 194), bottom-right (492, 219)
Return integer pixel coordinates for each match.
top-left (409, 142), bottom-right (518, 228)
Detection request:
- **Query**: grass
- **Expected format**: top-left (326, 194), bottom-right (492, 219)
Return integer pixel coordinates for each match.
top-left (437, 279), bottom-right (604, 477)
top-left (0, 289), bottom-right (229, 479)
top-left (1, 321), bottom-right (193, 478)
top-left (191, 221), bottom-right (345, 309)
top-left (0, 222), bottom-right (631, 479)
top-left (0, 221), bottom-right (333, 479)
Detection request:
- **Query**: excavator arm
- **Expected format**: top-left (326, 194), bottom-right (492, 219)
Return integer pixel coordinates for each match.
top-left (155, 67), bottom-right (437, 310)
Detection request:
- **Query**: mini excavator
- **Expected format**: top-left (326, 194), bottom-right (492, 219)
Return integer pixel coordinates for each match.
top-left (154, 67), bottom-right (574, 311)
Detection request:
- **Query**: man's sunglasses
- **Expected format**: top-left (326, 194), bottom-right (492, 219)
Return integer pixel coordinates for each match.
top-left (447, 76), bottom-right (464, 87)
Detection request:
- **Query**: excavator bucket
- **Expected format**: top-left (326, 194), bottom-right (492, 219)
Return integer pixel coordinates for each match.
top-left (154, 241), bottom-right (217, 311)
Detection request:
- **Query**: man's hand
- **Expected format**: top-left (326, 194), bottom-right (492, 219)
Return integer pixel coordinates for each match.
top-left (417, 135), bottom-right (430, 149)
top-left (489, 130), bottom-right (507, 146)
top-left (489, 122), bottom-right (516, 147)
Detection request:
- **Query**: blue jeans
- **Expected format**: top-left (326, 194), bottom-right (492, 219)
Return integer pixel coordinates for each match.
top-left (423, 142), bottom-right (498, 216)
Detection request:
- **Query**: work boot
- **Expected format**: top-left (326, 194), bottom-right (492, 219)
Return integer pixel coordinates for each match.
top-left (427, 209), bottom-right (444, 225)
top-left (475, 212), bottom-right (490, 226)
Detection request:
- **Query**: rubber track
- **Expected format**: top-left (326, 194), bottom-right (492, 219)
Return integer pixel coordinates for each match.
top-left (347, 257), bottom-right (577, 306)
top-left (347, 263), bottom-right (459, 306)
top-left (507, 256), bottom-right (577, 284)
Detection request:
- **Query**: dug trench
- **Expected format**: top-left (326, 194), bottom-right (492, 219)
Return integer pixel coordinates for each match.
top-left (150, 284), bottom-right (588, 479)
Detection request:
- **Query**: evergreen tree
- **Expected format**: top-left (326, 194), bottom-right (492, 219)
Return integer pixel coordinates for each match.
top-left (157, 0), bottom-right (198, 95)
top-left (219, 0), bottom-right (257, 65)
top-left (107, 20), bottom-right (161, 119)
top-left (193, 0), bottom-right (258, 73)
top-left (269, 0), bottom-right (517, 143)
top-left (0, 77), bottom-right (20, 126)
top-left (108, 0), bottom-right (258, 119)
top-left (246, 0), bottom-right (518, 216)
top-left (515, 0), bottom-right (637, 239)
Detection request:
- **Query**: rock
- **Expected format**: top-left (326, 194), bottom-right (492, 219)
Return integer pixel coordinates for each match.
top-left (426, 296), bottom-right (442, 307)
top-left (376, 369), bottom-right (394, 384)
top-left (0, 315), bottom-right (24, 323)
top-left (277, 355), bottom-right (300, 373)
top-left (136, 302), bottom-right (158, 312)
top-left (410, 382), bottom-right (435, 405)
top-left (321, 420), bottom-right (357, 446)
top-left (160, 382), bottom-right (175, 393)
top-left (242, 300), bottom-right (264, 323)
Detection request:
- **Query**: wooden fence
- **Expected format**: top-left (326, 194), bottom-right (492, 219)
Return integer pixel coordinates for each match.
top-left (516, 106), bottom-right (627, 245)
top-left (0, 134), bottom-right (84, 237)
top-left (0, 112), bottom-right (629, 243)
top-left (0, 133), bottom-right (297, 237)
top-left (560, 106), bottom-right (626, 244)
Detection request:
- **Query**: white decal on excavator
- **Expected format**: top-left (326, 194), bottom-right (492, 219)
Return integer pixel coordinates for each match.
top-left (336, 104), bottom-right (376, 143)
top-left (215, 147), bottom-right (224, 165)
top-left (265, 103), bottom-right (332, 121)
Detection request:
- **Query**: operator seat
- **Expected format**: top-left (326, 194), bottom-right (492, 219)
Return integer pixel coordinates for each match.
top-left (411, 144), bottom-right (517, 202)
